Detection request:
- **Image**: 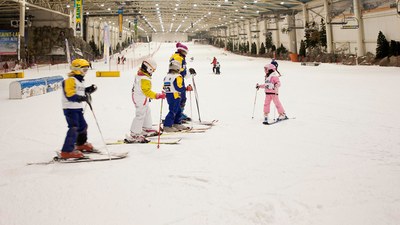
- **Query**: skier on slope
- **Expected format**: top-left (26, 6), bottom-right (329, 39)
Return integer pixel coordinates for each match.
top-left (60, 59), bottom-right (97, 159)
top-left (169, 42), bottom-right (193, 122)
top-left (126, 58), bottom-right (166, 143)
top-left (256, 63), bottom-right (288, 125)
top-left (211, 57), bottom-right (217, 73)
top-left (270, 58), bottom-right (282, 76)
top-left (162, 60), bottom-right (189, 132)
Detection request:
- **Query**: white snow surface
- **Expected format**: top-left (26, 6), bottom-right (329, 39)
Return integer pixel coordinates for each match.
top-left (1, 43), bottom-right (400, 225)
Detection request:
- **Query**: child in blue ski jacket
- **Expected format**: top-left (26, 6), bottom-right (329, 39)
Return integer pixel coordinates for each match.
top-left (162, 60), bottom-right (189, 132)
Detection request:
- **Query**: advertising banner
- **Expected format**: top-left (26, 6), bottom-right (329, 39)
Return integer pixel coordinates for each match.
top-left (103, 23), bottom-right (110, 65)
top-left (0, 30), bottom-right (18, 55)
top-left (75, 0), bottom-right (82, 35)
top-left (118, 9), bottom-right (123, 39)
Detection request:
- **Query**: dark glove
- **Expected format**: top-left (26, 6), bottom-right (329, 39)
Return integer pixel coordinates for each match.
top-left (76, 95), bottom-right (88, 103)
top-left (85, 84), bottom-right (97, 94)
top-left (189, 68), bottom-right (196, 75)
top-left (256, 83), bottom-right (260, 90)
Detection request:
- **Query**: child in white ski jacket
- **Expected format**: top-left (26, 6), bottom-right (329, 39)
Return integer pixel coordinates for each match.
top-left (127, 58), bottom-right (165, 143)
top-left (256, 63), bottom-right (287, 124)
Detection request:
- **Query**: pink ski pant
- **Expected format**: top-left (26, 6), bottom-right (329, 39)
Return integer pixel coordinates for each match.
top-left (263, 94), bottom-right (285, 115)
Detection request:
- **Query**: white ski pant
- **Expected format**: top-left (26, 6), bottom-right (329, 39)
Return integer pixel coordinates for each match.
top-left (130, 103), bottom-right (152, 135)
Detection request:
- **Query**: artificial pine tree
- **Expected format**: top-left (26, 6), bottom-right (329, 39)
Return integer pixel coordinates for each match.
top-left (265, 32), bottom-right (273, 52)
top-left (376, 31), bottom-right (390, 59)
top-left (259, 42), bottom-right (266, 55)
top-left (319, 18), bottom-right (327, 49)
top-left (299, 40), bottom-right (306, 58)
top-left (251, 42), bottom-right (257, 55)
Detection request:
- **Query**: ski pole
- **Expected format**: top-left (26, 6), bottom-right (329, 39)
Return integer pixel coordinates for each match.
top-left (251, 88), bottom-right (258, 119)
top-left (189, 90), bottom-right (193, 129)
top-left (157, 98), bottom-right (164, 149)
top-left (86, 97), bottom-right (111, 159)
top-left (191, 74), bottom-right (202, 122)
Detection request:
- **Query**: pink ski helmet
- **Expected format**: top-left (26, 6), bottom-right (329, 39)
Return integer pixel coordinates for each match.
top-left (176, 42), bottom-right (188, 56)
top-left (264, 63), bottom-right (276, 73)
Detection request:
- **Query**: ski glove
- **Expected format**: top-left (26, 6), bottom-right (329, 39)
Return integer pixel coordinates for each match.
top-left (85, 84), bottom-right (97, 94)
top-left (76, 95), bottom-right (88, 103)
top-left (186, 84), bottom-right (193, 91)
top-left (256, 84), bottom-right (260, 90)
top-left (156, 92), bottom-right (166, 99)
top-left (189, 68), bottom-right (196, 75)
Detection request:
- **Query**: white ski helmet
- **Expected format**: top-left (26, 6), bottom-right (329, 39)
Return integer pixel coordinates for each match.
top-left (169, 60), bottom-right (181, 71)
top-left (141, 58), bottom-right (157, 74)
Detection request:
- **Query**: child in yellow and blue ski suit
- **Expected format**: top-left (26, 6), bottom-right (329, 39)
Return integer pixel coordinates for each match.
top-left (169, 42), bottom-right (193, 122)
top-left (60, 59), bottom-right (97, 159)
top-left (162, 60), bottom-right (187, 132)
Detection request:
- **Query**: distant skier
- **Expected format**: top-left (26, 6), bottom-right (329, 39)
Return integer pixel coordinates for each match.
top-left (162, 60), bottom-right (189, 132)
top-left (60, 59), bottom-right (97, 159)
top-left (270, 58), bottom-right (281, 76)
top-left (211, 57), bottom-right (217, 73)
top-left (169, 42), bottom-right (193, 122)
top-left (126, 58), bottom-right (165, 143)
top-left (215, 61), bottom-right (221, 75)
top-left (256, 63), bottom-right (287, 125)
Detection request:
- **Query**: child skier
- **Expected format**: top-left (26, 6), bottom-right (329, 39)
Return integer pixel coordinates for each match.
top-left (256, 63), bottom-right (288, 125)
top-left (215, 61), bottom-right (221, 75)
top-left (162, 60), bottom-right (189, 132)
top-left (60, 59), bottom-right (97, 159)
top-left (270, 58), bottom-right (282, 76)
top-left (126, 58), bottom-right (166, 143)
top-left (169, 42), bottom-right (193, 122)
top-left (211, 57), bottom-right (217, 73)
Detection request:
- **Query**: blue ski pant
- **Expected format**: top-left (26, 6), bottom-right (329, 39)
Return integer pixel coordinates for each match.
top-left (164, 94), bottom-right (182, 127)
top-left (62, 109), bottom-right (88, 152)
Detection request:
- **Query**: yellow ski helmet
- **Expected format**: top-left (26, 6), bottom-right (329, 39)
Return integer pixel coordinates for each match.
top-left (70, 59), bottom-right (90, 75)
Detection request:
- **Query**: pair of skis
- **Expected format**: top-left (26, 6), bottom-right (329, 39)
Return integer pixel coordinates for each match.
top-left (263, 117), bottom-right (294, 125)
top-left (27, 151), bottom-right (129, 165)
top-left (106, 121), bottom-right (218, 146)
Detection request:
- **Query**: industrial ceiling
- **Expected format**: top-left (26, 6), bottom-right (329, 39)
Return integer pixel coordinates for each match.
top-left (0, 0), bottom-right (320, 35)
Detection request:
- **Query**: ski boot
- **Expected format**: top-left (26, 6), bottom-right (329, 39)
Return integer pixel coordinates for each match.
top-left (75, 142), bottom-right (94, 153)
top-left (262, 117), bottom-right (269, 125)
top-left (125, 134), bottom-right (150, 143)
top-left (173, 124), bottom-right (190, 131)
top-left (142, 128), bottom-right (161, 137)
top-left (163, 126), bottom-right (179, 133)
top-left (277, 114), bottom-right (288, 121)
top-left (181, 113), bottom-right (192, 122)
top-left (60, 150), bottom-right (84, 159)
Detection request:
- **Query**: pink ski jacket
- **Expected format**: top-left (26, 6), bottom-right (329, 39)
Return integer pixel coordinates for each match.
top-left (259, 74), bottom-right (281, 94)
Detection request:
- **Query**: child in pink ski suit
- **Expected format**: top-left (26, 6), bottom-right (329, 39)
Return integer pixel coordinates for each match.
top-left (256, 64), bottom-right (287, 124)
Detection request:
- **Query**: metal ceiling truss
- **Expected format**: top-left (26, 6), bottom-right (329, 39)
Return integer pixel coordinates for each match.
top-left (0, 0), bottom-right (319, 36)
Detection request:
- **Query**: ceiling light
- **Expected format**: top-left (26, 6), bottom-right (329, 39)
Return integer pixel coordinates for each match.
top-left (193, 4), bottom-right (197, 7)
top-left (107, 8), bottom-right (111, 11)
top-left (66, 5), bottom-right (70, 8)
top-left (280, 2), bottom-right (285, 4)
